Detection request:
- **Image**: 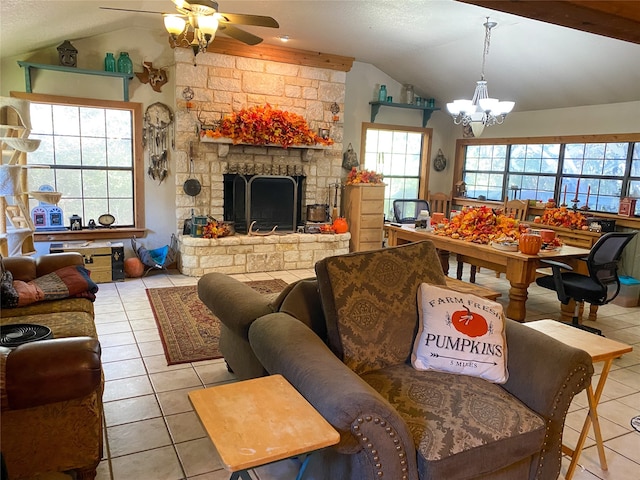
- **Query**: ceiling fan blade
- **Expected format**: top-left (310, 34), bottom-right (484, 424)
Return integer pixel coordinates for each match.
top-left (99, 7), bottom-right (168, 15)
top-left (218, 24), bottom-right (263, 45)
top-left (217, 12), bottom-right (279, 28)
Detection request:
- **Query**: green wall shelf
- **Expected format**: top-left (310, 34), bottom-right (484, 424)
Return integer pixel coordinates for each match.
top-left (17, 61), bottom-right (135, 101)
top-left (369, 101), bottom-right (440, 127)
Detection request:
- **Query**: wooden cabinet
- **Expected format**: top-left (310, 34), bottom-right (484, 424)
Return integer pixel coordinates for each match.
top-left (343, 184), bottom-right (385, 252)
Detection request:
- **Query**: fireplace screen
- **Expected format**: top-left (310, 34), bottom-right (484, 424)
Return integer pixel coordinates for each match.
top-left (224, 174), bottom-right (304, 233)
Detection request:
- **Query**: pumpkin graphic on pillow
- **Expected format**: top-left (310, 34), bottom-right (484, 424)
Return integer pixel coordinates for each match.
top-left (451, 305), bottom-right (488, 338)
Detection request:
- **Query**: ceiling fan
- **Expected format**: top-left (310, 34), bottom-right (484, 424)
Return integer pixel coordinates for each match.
top-left (100, 0), bottom-right (279, 52)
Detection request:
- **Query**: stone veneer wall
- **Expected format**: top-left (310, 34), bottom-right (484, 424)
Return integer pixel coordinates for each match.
top-left (178, 232), bottom-right (350, 276)
top-left (172, 48), bottom-right (346, 231)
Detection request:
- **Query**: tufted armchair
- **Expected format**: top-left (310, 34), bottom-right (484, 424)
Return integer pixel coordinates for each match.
top-left (249, 241), bottom-right (594, 480)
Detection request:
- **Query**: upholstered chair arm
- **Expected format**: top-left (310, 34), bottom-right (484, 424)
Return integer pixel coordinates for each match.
top-left (2, 337), bottom-right (102, 410)
top-left (198, 273), bottom-right (284, 336)
top-left (502, 320), bottom-right (593, 480)
top-left (249, 313), bottom-right (419, 480)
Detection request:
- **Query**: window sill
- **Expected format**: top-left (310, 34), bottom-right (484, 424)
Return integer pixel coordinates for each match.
top-left (34, 228), bottom-right (146, 242)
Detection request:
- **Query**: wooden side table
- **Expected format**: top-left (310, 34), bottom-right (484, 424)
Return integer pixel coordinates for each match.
top-left (524, 320), bottom-right (633, 480)
top-left (189, 374), bottom-right (339, 480)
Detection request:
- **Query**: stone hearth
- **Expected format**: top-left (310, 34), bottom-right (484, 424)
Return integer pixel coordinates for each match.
top-left (178, 232), bottom-right (350, 277)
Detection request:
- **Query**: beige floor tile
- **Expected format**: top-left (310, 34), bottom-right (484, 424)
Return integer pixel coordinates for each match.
top-left (150, 367), bottom-right (203, 392)
top-left (133, 328), bottom-right (161, 344)
top-left (102, 357), bottom-right (147, 381)
top-left (95, 321), bottom-right (132, 336)
top-left (603, 432), bottom-right (640, 464)
top-left (165, 411), bottom-right (207, 443)
top-left (129, 318), bottom-right (157, 332)
top-left (102, 375), bottom-right (154, 402)
top-left (104, 394), bottom-right (162, 426)
top-left (101, 343), bottom-right (141, 363)
top-left (108, 417), bottom-right (172, 457)
top-left (98, 331), bottom-right (136, 348)
top-left (126, 308), bottom-right (155, 321)
top-left (110, 446), bottom-right (184, 480)
top-left (193, 361), bottom-right (236, 386)
top-left (597, 399), bottom-right (638, 431)
top-left (577, 443), bottom-right (640, 480)
top-left (156, 387), bottom-right (199, 416)
top-left (138, 339), bottom-right (166, 357)
top-left (143, 354), bottom-right (193, 374)
top-left (174, 437), bottom-right (222, 478)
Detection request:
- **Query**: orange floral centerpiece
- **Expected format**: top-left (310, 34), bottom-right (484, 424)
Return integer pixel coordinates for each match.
top-left (540, 207), bottom-right (587, 229)
top-left (433, 206), bottom-right (526, 244)
top-left (200, 104), bottom-right (333, 148)
top-left (346, 167), bottom-right (384, 185)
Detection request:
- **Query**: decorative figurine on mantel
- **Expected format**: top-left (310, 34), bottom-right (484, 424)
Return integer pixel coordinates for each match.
top-left (57, 40), bottom-right (78, 67)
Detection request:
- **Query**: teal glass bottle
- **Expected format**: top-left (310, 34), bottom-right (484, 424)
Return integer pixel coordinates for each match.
top-left (104, 52), bottom-right (116, 72)
top-left (378, 84), bottom-right (387, 102)
top-left (117, 52), bottom-right (133, 74)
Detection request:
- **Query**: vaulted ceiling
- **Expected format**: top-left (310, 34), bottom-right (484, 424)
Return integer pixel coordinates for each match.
top-left (2, 1), bottom-right (639, 113)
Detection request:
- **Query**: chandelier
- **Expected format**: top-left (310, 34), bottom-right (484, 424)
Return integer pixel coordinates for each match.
top-left (163, 1), bottom-right (219, 58)
top-left (446, 18), bottom-right (515, 137)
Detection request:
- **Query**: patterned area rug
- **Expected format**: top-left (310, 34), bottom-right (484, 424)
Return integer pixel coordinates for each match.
top-left (147, 279), bottom-right (288, 365)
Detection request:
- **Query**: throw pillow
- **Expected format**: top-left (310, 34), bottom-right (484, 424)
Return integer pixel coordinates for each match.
top-left (411, 283), bottom-right (508, 384)
top-left (1, 267), bottom-right (19, 308)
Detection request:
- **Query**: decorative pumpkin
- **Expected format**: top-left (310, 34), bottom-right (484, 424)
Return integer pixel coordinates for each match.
top-left (124, 257), bottom-right (145, 278)
top-left (519, 231), bottom-right (542, 255)
top-left (332, 217), bottom-right (349, 234)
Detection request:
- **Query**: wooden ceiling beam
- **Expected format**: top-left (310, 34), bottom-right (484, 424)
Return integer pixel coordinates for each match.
top-left (192, 37), bottom-right (355, 72)
top-left (457, 1), bottom-right (640, 45)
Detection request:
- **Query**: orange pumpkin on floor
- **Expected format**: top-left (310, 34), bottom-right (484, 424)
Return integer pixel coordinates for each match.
top-left (332, 217), bottom-right (349, 233)
top-left (124, 257), bottom-right (145, 278)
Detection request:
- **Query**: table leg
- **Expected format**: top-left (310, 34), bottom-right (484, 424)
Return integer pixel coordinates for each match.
top-left (230, 470), bottom-right (252, 480)
top-left (436, 249), bottom-right (450, 276)
top-left (564, 359), bottom-right (612, 479)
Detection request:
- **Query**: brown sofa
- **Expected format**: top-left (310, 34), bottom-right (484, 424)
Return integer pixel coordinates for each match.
top-left (201, 241), bottom-right (594, 480)
top-left (0, 253), bottom-right (103, 480)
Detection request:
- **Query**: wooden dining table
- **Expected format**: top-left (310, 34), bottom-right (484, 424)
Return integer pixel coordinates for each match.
top-left (385, 224), bottom-right (592, 321)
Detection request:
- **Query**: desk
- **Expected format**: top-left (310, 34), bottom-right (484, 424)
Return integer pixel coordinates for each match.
top-left (189, 374), bottom-right (339, 480)
top-left (385, 225), bottom-right (591, 321)
top-left (524, 320), bottom-right (633, 480)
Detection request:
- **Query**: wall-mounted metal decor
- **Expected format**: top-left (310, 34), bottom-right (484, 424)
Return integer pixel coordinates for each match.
top-left (144, 102), bottom-right (174, 184)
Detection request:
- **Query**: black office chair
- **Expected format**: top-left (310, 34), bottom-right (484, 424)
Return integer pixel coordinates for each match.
top-left (393, 199), bottom-right (430, 223)
top-left (536, 231), bottom-right (637, 335)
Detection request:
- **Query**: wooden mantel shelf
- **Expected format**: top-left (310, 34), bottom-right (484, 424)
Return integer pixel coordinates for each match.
top-left (199, 136), bottom-right (331, 160)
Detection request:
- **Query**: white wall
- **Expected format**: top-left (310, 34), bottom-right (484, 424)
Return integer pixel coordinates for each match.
top-left (1, 27), bottom-right (178, 254)
top-left (344, 61), bottom-right (456, 195)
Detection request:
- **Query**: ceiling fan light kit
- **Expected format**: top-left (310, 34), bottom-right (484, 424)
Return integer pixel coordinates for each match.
top-left (101, 0), bottom-right (279, 61)
top-left (447, 18), bottom-right (515, 137)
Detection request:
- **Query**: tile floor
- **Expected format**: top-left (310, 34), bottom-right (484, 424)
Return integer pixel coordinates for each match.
top-left (35, 263), bottom-right (640, 480)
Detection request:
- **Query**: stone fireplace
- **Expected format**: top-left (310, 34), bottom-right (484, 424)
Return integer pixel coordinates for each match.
top-left (171, 48), bottom-right (350, 276)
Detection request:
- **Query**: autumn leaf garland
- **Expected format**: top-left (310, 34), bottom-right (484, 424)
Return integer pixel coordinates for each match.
top-left (201, 104), bottom-right (334, 148)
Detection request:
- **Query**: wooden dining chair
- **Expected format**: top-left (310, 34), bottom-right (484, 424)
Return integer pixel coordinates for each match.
top-left (427, 191), bottom-right (452, 217)
top-left (503, 199), bottom-right (529, 221)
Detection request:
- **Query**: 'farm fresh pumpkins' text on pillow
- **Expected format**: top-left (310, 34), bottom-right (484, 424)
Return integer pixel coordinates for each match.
top-left (411, 283), bottom-right (508, 383)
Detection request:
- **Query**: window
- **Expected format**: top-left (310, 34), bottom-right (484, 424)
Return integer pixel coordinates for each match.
top-left (14, 92), bottom-right (144, 230)
top-left (360, 123), bottom-right (431, 220)
top-left (458, 135), bottom-right (640, 215)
